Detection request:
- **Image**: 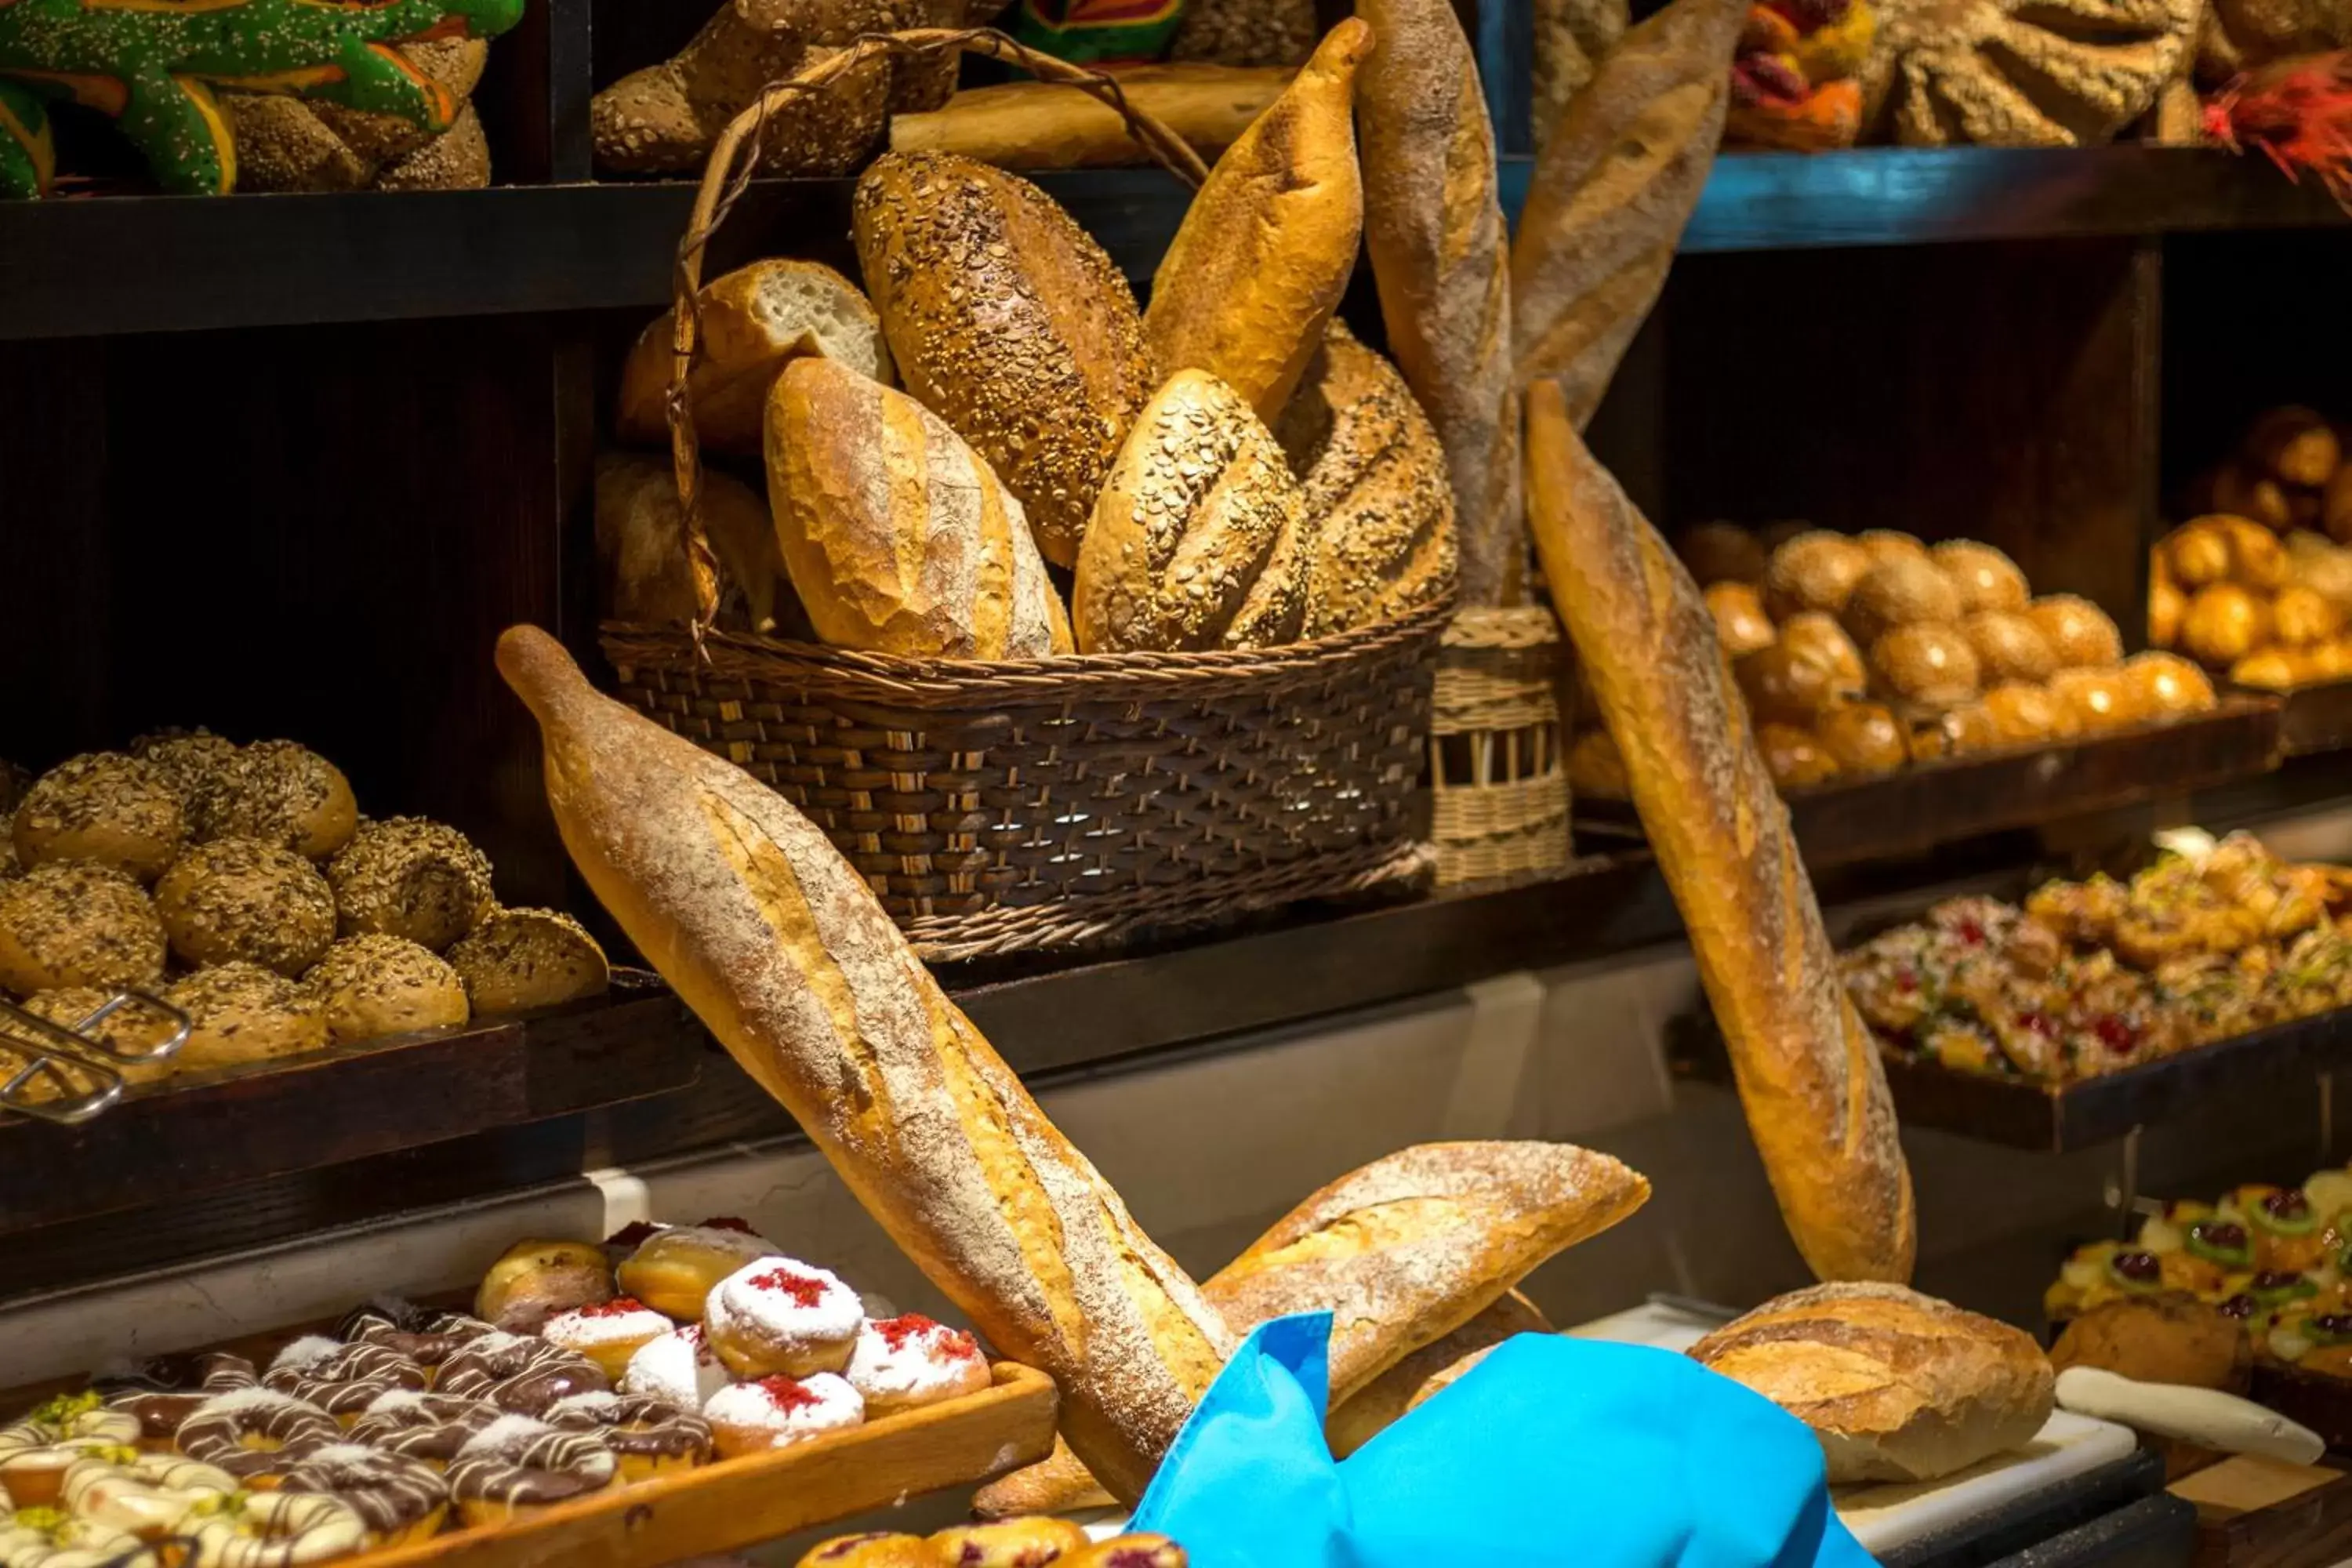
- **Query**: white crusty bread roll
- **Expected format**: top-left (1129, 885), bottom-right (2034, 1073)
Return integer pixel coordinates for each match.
top-left (1526, 383), bottom-right (1914, 1283)
top-left (496, 627), bottom-right (1231, 1502)
top-left (890, 66), bottom-right (1290, 169)
top-left (616, 259), bottom-right (892, 456)
top-left (766, 358), bottom-right (1072, 659)
top-left (595, 453), bottom-right (788, 636)
top-left (1143, 20), bottom-right (1371, 426)
top-left (1356, 0), bottom-right (1519, 606)
top-left (1074, 368), bottom-right (1316, 653)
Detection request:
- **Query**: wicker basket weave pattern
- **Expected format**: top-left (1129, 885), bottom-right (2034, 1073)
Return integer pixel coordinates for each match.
top-left (1428, 606), bottom-right (1572, 888)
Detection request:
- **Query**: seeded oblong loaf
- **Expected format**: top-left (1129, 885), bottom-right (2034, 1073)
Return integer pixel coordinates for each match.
top-left (1073, 368), bottom-right (1316, 653)
top-left (1526, 382), bottom-right (1915, 1284)
top-left (766, 358), bottom-right (1072, 659)
top-left (1690, 1282), bottom-right (2054, 1483)
top-left (495, 627), bottom-right (1232, 1504)
top-left (852, 151), bottom-right (1156, 569)
top-left (1143, 20), bottom-right (1372, 426)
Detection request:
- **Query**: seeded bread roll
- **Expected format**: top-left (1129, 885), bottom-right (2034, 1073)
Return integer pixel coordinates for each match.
top-left (1074, 368), bottom-right (1317, 653)
top-left (212, 742), bottom-right (360, 860)
top-left (1144, 21), bottom-right (1371, 426)
top-left (2027, 594), bottom-right (2124, 669)
top-left (328, 818), bottom-right (495, 953)
top-left (12, 753), bottom-right (186, 880)
top-left (0, 862), bottom-right (167, 996)
top-left (596, 453), bottom-right (789, 637)
top-left (18, 985), bottom-right (179, 1084)
top-left (1171, 0), bottom-right (1317, 64)
top-left (304, 934), bottom-right (471, 1044)
top-left (889, 66), bottom-right (1288, 170)
top-left (155, 837), bottom-right (338, 978)
top-left (764, 358), bottom-right (1073, 659)
top-left (445, 909), bottom-right (612, 1014)
top-left (1276, 333), bottom-right (1458, 636)
top-left (615, 259), bottom-right (892, 456)
top-left (852, 152), bottom-right (1156, 569)
top-left (134, 731), bottom-right (242, 839)
top-left (165, 962), bottom-right (330, 1073)
top-left (1961, 611), bottom-right (2060, 684)
top-left (1763, 532), bottom-right (1872, 622)
top-left (589, 0), bottom-right (811, 174)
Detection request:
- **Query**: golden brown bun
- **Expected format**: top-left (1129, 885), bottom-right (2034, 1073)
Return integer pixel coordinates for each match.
top-left (213, 741), bottom-right (359, 861)
top-left (1907, 702), bottom-right (2001, 763)
top-left (1762, 532), bottom-right (1872, 621)
top-left (2245, 406), bottom-right (2342, 488)
top-left (1932, 539), bottom-right (2030, 613)
top-left (1869, 623), bottom-right (1982, 710)
top-left (2050, 1294), bottom-right (2251, 1394)
top-left (1524, 384), bottom-right (1914, 1283)
top-left (854, 154), bottom-right (1156, 569)
top-left (497, 626), bottom-right (1232, 1502)
top-left (1145, 22), bottom-right (1371, 425)
top-left (1981, 681), bottom-right (2076, 746)
top-left (1759, 723), bottom-right (1839, 789)
top-left (1780, 612), bottom-right (1867, 688)
top-left (1705, 583), bottom-right (1777, 657)
top-left (2121, 652), bottom-right (2217, 718)
top-left (1842, 555), bottom-right (1962, 648)
top-left (303, 933), bottom-right (470, 1044)
top-left (765, 358), bottom-right (1073, 659)
top-left (1856, 530), bottom-right (1929, 566)
top-left (1566, 728), bottom-right (1629, 797)
top-left (1677, 523), bottom-right (1769, 586)
top-left (327, 818), bottom-right (495, 953)
top-left (1075, 368), bottom-right (1315, 653)
top-left (2213, 515), bottom-right (2288, 590)
top-left (1961, 610), bottom-right (2060, 684)
top-left (135, 731), bottom-right (241, 841)
top-left (12, 753), bottom-right (185, 881)
top-left (1737, 639), bottom-right (1864, 727)
top-left (476, 1239), bottom-right (615, 1335)
top-left (2049, 666), bottom-right (2144, 733)
top-left (2026, 594), bottom-right (2125, 669)
top-left (1690, 1281), bottom-right (2053, 1484)
top-left (890, 66), bottom-right (1289, 170)
top-left (2231, 647), bottom-right (2315, 691)
top-left (0, 862), bottom-right (166, 995)
top-left (1814, 702), bottom-right (1907, 776)
top-left (595, 453), bottom-right (787, 637)
top-left (445, 908), bottom-right (612, 1014)
top-left (154, 837), bottom-right (337, 978)
top-left (2149, 574), bottom-right (2186, 649)
top-left (2181, 584), bottom-right (2271, 667)
top-left (165, 962), bottom-right (330, 1073)
top-left (2164, 518), bottom-right (2234, 589)
top-left (2214, 465), bottom-right (2294, 532)
top-left (615, 259), bottom-right (891, 457)
top-left (2272, 584), bottom-right (2342, 647)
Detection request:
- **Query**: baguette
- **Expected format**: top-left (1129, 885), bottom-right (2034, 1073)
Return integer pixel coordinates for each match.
top-left (889, 66), bottom-right (1290, 169)
top-left (1326, 1292), bottom-right (1550, 1457)
top-left (1143, 20), bottom-right (1372, 426)
top-left (1356, 0), bottom-right (1519, 607)
top-left (496, 628), bottom-right (1231, 1501)
top-left (1511, 0), bottom-right (1744, 429)
top-left (595, 452), bottom-right (788, 636)
top-left (764, 358), bottom-right (1071, 659)
top-left (1525, 382), bottom-right (1915, 1283)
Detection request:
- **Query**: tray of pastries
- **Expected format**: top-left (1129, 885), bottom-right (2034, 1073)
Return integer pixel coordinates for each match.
top-left (0, 1219), bottom-right (1057, 1568)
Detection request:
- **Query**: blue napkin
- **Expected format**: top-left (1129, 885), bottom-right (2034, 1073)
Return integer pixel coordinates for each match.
top-left (1132, 1313), bottom-right (1876, 1568)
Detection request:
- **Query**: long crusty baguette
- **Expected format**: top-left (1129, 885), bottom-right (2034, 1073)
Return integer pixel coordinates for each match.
top-left (495, 627), bottom-right (1231, 1502)
top-left (1356, 0), bottom-right (1519, 608)
top-left (1511, 0), bottom-right (1744, 430)
top-left (890, 66), bottom-right (1290, 169)
top-left (1524, 383), bottom-right (1915, 1283)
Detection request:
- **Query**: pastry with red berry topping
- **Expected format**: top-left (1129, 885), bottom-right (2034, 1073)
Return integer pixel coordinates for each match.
top-left (540, 1298), bottom-right (675, 1381)
top-left (704, 1258), bottom-right (865, 1381)
top-left (702, 1374), bottom-right (864, 1460)
top-left (842, 1315), bottom-right (989, 1416)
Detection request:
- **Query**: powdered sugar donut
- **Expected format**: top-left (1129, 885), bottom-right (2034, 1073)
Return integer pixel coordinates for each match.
top-left (703, 1258), bottom-right (862, 1380)
top-left (620, 1324), bottom-right (731, 1410)
top-left (540, 1297), bottom-right (673, 1381)
top-left (842, 1315), bottom-right (989, 1416)
top-left (702, 1374), bottom-right (863, 1459)
top-left (615, 1222), bottom-right (779, 1321)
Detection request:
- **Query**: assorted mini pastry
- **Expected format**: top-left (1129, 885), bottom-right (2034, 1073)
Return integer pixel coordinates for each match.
top-left (796, 1523), bottom-right (1187, 1567)
top-left (1841, 831), bottom-right (2352, 1082)
top-left (0, 730), bottom-right (611, 1103)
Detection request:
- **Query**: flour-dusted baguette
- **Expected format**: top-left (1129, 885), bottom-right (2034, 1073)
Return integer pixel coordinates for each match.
top-left (765, 358), bottom-right (1072, 659)
top-left (890, 66), bottom-right (1290, 169)
top-left (616, 259), bottom-right (892, 456)
top-left (495, 627), bottom-right (1232, 1501)
top-left (595, 453), bottom-right (789, 636)
top-left (1356, 0), bottom-right (1519, 607)
top-left (1074, 368), bottom-right (1315, 652)
top-left (1328, 1291), bottom-right (1549, 1457)
top-left (1690, 1283), bottom-right (2053, 1482)
top-left (852, 152), bottom-right (1156, 569)
top-left (1525, 383), bottom-right (1915, 1283)
top-left (1276, 331), bottom-right (1458, 637)
top-left (1143, 20), bottom-right (1371, 426)
top-left (1512, 0), bottom-right (1744, 429)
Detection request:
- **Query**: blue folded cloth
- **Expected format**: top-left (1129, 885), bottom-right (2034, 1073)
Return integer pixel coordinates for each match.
top-left (1132, 1312), bottom-right (1876, 1568)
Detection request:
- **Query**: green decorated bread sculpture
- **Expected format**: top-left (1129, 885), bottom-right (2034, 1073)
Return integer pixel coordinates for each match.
top-left (0, 0), bottom-right (523, 198)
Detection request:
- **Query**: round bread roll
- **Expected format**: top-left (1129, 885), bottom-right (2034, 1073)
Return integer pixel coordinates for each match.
top-left (1856, 530), bottom-right (1929, 565)
top-left (328, 818), bottom-right (495, 952)
top-left (1757, 724), bottom-right (1838, 789)
top-left (1705, 583), bottom-right (1777, 657)
top-left (165, 962), bottom-right (329, 1073)
top-left (2121, 652), bottom-right (2216, 718)
top-left (1813, 702), bottom-right (1907, 777)
top-left (1675, 523), bottom-right (1768, 586)
top-left (1980, 681), bottom-right (2076, 746)
top-left (2050, 1294), bottom-right (2250, 1394)
top-left (1737, 638), bottom-right (1864, 727)
top-left (1779, 612), bottom-right (1867, 688)
top-left (1566, 729), bottom-right (1628, 798)
top-left (19, 985), bottom-right (180, 1087)
top-left (446, 908), bottom-right (612, 1014)
top-left (212, 741), bottom-right (360, 859)
top-left (1843, 555), bottom-right (1963, 648)
top-left (134, 731), bottom-right (244, 839)
top-left (304, 933), bottom-right (471, 1044)
top-left (1931, 540), bottom-right (2030, 613)
top-left (1960, 611), bottom-right (2060, 684)
top-left (11, 753), bottom-right (186, 881)
top-left (2231, 647), bottom-right (2314, 691)
top-left (2149, 573), bottom-right (2186, 649)
top-left (1870, 624), bottom-right (1982, 710)
top-left (1907, 702), bottom-right (1999, 764)
top-left (155, 837), bottom-right (337, 977)
top-left (2181, 584), bottom-right (2271, 668)
top-left (1762, 531), bottom-right (1872, 620)
top-left (0, 862), bottom-right (167, 996)
top-left (2311, 637), bottom-right (2352, 681)
top-left (2049, 666), bottom-right (2143, 733)
top-left (2163, 519), bottom-right (2233, 590)
top-left (2026, 595), bottom-right (2124, 670)
top-left (2272, 585), bottom-right (2341, 647)
top-left (2214, 516), bottom-right (2289, 591)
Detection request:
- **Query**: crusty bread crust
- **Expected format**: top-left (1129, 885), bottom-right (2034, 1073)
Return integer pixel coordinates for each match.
top-left (890, 66), bottom-right (1289, 169)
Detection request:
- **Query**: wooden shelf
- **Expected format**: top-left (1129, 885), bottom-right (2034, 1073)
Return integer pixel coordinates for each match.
top-left (2250, 677), bottom-right (2352, 757)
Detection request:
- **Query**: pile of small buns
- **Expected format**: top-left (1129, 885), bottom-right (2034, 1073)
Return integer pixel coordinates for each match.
top-left (1570, 523), bottom-right (2216, 796)
top-left (0, 732), bottom-right (608, 1098)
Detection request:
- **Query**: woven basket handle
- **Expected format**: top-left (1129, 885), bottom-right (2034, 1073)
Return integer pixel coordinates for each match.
top-left (665, 27), bottom-right (1213, 631)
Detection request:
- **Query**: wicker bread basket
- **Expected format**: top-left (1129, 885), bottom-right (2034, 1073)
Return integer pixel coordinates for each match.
top-left (1428, 606), bottom-right (1572, 887)
top-left (601, 29), bottom-right (1444, 963)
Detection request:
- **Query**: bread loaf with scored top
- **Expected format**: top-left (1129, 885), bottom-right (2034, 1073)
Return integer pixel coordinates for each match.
top-left (891, 65), bottom-right (1290, 169)
top-left (496, 627), bottom-right (1230, 1502)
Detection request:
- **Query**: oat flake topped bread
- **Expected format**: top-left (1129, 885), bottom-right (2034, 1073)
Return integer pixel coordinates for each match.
top-left (1860, 0), bottom-right (2201, 143)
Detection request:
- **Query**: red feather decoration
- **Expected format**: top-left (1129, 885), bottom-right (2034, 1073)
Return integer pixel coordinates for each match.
top-left (2203, 49), bottom-right (2352, 209)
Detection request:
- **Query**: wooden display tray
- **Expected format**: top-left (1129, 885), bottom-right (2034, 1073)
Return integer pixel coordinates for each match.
top-left (2239, 678), bottom-right (2352, 758)
top-left (2174, 1452), bottom-right (2352, 1568)
top-left (1575, 699), bottom-right (2283, 869)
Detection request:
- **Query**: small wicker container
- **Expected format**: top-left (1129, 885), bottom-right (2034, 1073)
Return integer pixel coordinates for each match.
top-left (1427, 606), bottom-right (1573, 887)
